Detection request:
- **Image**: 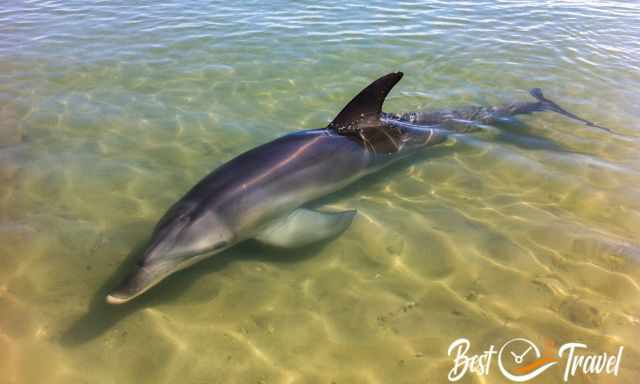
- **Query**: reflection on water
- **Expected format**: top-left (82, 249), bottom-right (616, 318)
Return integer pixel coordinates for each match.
top-left (1, 1), bottom-right (640, 383)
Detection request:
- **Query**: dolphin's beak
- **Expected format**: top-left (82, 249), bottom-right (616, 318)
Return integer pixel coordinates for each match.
top-left (105, 261), bottom-right (175, 304)
top-left (106, 214), bottom-right (232, 304)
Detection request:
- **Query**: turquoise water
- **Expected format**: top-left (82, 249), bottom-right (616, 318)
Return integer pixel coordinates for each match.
top-left (2, 1), bottom-right (640, 383)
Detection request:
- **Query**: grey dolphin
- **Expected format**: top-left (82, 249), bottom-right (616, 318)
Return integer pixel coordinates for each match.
top-left (106, 73), bottom-right (606, 304)
top-left (385, 87), bottom-right (611, 133)
top-left (107, 72), bottom-right (450, 304)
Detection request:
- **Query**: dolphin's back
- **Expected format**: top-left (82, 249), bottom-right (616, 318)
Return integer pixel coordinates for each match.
top-left (176, 129), bottom-right (369, 234)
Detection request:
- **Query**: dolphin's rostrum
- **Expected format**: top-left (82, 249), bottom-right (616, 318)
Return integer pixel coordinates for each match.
top-left (106, 72), bottom-right (607, 304)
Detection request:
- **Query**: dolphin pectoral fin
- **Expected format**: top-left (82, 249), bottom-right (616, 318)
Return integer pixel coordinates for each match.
top-left (255, 208), bottom-right (356, 248)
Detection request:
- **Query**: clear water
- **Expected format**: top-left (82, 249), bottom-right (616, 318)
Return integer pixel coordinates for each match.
top-left (2, 1), bottom-right (640, 383)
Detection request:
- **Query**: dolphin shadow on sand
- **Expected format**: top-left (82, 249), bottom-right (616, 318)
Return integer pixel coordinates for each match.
top-left (484, 118), bottom-right (579, 153)
top-left (59, 231), bottom-right (333, 346)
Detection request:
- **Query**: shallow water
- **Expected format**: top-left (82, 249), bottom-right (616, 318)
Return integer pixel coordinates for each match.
top-left (2, 1), bottom-right (640, 383)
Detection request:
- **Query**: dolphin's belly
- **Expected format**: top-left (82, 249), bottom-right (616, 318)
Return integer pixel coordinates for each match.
top-left (181, 129), bottom-right (370, 236)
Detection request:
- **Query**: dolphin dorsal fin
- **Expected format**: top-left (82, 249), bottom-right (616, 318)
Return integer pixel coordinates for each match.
top-left (328, 72), bottom-right (403, 132)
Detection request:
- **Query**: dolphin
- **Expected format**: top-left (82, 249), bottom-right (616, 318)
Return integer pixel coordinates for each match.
top-left (106, 72), bottom-right (445, 304)
top-left (106, 72), bottom-right (606, 304)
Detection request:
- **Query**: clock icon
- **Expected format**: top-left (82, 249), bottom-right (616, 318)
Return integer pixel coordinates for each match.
top-left (498, 338), bottom-right (558, 382)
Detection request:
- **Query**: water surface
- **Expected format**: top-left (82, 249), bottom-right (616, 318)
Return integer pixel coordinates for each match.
top-left (1, 1), bottom-right (640, 383)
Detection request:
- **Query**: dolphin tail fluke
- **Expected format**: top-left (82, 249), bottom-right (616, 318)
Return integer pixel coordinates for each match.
top-left (255, 208), bottom-right (356, 248)
top-left (529, 88), bottom-right (613, 133)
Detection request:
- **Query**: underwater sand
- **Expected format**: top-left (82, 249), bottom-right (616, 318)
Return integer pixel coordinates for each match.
top-left (1, 1), bottom-right (640, 383)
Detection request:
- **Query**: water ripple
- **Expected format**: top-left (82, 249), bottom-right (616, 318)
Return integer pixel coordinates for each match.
top-left (2, 1), bottom-right (640, 383)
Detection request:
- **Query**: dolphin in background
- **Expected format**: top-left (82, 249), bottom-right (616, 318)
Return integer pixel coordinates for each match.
top-left (106, 72), bottom-right (608, 304)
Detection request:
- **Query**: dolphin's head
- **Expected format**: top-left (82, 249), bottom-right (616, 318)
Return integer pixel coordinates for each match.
top-left (106, 203), bottom-right (234, 304)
